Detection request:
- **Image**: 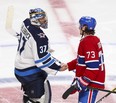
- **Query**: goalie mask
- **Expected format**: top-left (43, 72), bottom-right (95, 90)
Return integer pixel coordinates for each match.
top-left (29, 8), bottom-right (48, 29)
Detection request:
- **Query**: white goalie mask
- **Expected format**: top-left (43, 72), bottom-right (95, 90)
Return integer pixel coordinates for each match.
top-left (29, 8), bottom-right (48, 29)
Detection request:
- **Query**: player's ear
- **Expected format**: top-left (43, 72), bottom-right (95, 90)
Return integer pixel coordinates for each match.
top-left (82, 26), bottom-right (87, 31)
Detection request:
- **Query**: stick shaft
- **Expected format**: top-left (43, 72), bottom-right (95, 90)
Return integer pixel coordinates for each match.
top-left (62, 85), bottom-right (116, 99)
top-left (5, 6), bottom-right (16, 35)
top-left (88, 87), bottom-right (116, 94)
top-left (96, 88), bottom-right (116, 103)
top-left (5, 6), bottom-right (14, 29)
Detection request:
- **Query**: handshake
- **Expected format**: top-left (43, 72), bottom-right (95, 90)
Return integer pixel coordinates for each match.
top-left (59, 63), bottom-right (68, 71)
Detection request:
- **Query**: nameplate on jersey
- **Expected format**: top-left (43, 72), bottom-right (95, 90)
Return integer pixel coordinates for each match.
top-left (21, 24), bottom-right (31, 39)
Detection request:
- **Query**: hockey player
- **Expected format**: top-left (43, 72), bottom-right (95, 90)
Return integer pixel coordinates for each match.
top-left (65, 16), bottom-right (106, 103)
top-left (14, 8), bottom-right (67, 103)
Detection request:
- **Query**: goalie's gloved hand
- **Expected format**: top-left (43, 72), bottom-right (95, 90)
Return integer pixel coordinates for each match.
top-left (72, 76), bottom-right (91, 93)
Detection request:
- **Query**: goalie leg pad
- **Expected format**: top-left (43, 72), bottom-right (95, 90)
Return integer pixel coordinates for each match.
top-left (23, 79), bottom-right (51, 103)
top-left (23, 95), bottom-right (39, 103)
top-left (44, 79), bottom-right (52, 103)
top-left (23, 78), bottom-right (45, 98)
top-left (32, 79), bottom-right (52, 103)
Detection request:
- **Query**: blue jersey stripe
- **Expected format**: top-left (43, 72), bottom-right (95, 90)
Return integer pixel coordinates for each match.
top-left (35, 53), bottom-right (51, 63)
top-left (15, 68), bottom-right (41, 76)
top-left (86, 62), bottom-right (99, 68)
top-left (38, 59), bottom-right (55, 69)
top-left (78, 57), bottom-right (85, 65)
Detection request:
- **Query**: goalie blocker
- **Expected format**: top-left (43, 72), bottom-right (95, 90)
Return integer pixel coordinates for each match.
top-left (23, 79), bottom-right (51, 103)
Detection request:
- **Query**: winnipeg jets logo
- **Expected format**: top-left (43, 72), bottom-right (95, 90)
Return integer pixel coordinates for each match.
top-left (37, 33), bottom-right (45, 38)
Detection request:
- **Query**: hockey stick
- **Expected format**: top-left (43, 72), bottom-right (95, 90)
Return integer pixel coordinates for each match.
top-left (96, 88), bottom-right (116, 103)
top-left (88, 87), bottom-right (116, 94)
top-left (62, 84), bottom-right (116, 99)
top-left (5, 5), bottom-right (16, 35)
top-left (62, 84), bottom-right (77, 99)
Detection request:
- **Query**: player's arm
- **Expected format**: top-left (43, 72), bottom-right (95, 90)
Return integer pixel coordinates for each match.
top-left (31, 33), bottom-right (64, 74)
top-left (67, 59), bottom-right (77, 71)
top-left (35, 51), bottom-right (63, 74)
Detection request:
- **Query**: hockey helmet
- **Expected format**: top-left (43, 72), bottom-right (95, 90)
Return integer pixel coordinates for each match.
top-left (79, 16), bottom-right (96, 30)
top-left (29, 8), bottom-right (48, 29)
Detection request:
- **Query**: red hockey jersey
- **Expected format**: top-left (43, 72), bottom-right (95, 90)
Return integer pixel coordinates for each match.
top-left (68, 35), bottom-right (105, 89)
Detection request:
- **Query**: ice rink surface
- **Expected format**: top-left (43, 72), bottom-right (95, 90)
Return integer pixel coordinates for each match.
top-left (0, 0), bottom-right (116, 103)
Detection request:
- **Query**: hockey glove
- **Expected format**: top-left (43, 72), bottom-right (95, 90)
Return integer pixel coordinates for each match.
top-left (73, 76), bottom-right (90, 93)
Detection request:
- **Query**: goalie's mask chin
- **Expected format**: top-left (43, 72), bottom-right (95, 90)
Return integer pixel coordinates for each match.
top-left (30, 16), bottom-right (48, 29)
